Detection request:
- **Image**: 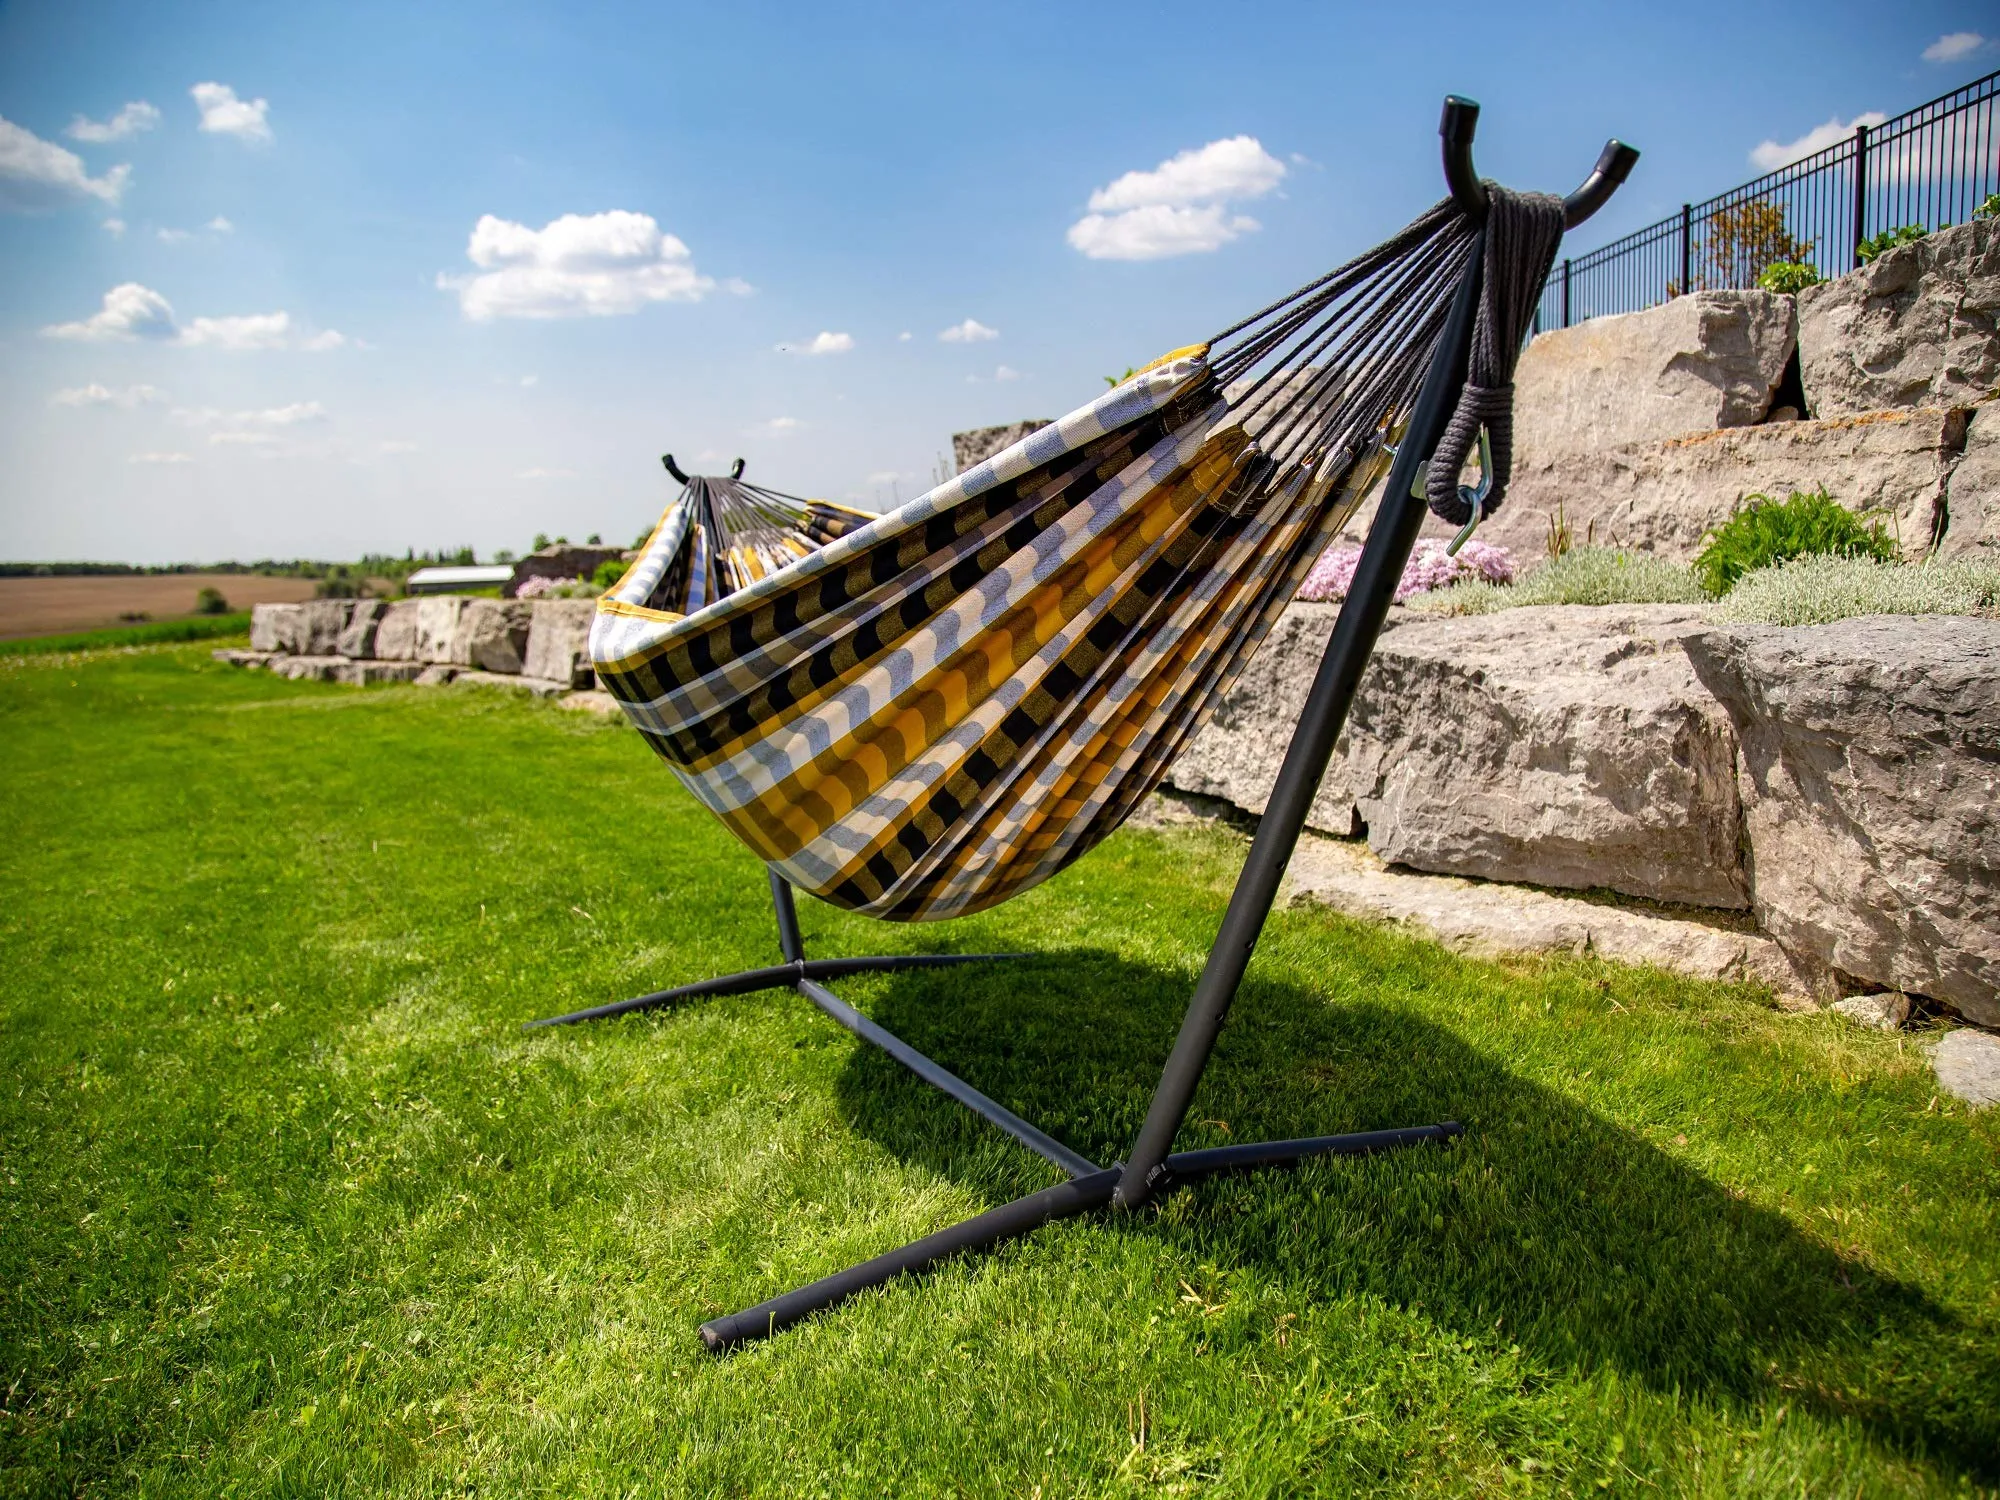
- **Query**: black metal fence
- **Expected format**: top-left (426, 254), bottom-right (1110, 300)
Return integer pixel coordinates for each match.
top-left (1535, 70), bottom-right (1998, 332)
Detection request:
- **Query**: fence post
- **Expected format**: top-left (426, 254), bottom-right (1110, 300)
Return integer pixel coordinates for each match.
top-left (1680, 203), bottom-right (1692, 295)
top-left (1562, 258), bottom-right (1571, 327)
top-left (1852, 123), bottom-right (1870, 269)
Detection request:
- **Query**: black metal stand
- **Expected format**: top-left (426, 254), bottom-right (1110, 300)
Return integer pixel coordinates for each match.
top-left (532, 96), bottom-right (1635, 1354)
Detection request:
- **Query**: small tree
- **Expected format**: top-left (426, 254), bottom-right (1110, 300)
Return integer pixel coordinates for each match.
top-left (1700, 201), bottom-right (1814, 290)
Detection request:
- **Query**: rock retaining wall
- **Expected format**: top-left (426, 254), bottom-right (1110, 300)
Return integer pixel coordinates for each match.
top-left (235, 598), bottom-right (597, 698)
top-left (1163, 601), bottom-right (2000, 1023)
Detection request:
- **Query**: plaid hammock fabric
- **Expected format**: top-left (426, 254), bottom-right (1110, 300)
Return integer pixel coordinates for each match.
top-left (592, 201), bottom-right (1479, 920)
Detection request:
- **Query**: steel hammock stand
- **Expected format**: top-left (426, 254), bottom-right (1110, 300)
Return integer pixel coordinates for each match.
top-left (532, 97), bottom-right (1636, 1352)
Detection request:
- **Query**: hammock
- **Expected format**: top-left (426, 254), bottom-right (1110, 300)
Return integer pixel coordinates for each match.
top-left (555, 96), bottom-right (1635, 1350)
top-left (592, 200), bottom-right (1525, 922)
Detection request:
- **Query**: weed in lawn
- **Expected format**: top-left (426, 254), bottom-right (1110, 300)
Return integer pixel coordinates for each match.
top-left (0, 645), bottom-right (1994, 1497)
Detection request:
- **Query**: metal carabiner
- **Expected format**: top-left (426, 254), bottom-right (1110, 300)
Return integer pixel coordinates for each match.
top-left (1443, 425), bottom-right (1494, 556)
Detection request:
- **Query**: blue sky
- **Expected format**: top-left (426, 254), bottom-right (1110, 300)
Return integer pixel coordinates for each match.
top-left (0, 1), bottom-right (1991, 564)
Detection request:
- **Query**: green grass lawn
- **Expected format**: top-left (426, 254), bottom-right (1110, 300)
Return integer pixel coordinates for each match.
top-left (2, 644), bottom-right (1995, 1497)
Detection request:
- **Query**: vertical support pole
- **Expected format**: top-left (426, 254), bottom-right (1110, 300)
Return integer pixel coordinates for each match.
top-left (1112, 235), bottom-right (1488, 1213)
top-left (1852, 123), bottom-right (1869, 269)
top-left (769, 870), bottom-right (805, 964)
top-left (1561, 258), bottom-right (1571, 327)
top-left (1679, 203), bottom-right (1692, 295)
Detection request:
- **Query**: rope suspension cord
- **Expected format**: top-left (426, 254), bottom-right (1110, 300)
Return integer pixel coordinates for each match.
top-left (1423, 185), bottom-right (1566, 525)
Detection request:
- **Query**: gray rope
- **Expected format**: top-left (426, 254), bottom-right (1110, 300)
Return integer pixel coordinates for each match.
top-left (1425, 185), bottom-right (1566, 526)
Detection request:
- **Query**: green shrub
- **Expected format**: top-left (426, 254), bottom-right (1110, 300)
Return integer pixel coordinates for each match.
top-left (1755, 260), bottom-right (1822, 294)
top-left (1692, 488), bottom-right (1895, 598)
top-left (1856, 225), bottom-right (1927, 264)
top-left (1974, 192), bottom-right (1999, 221)
top-left (194, 586), bottom-right (232, 615)
top-left (1416, 546), bottom-right (1706, 615)
top-left (1717, 554), bottom-right (2000, 626)
top-left (590, 557), bottom-right (628, 590)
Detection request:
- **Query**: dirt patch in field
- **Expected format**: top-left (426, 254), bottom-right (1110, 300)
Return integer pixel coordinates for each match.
top-left (0, 575), bottom-right (321, 640)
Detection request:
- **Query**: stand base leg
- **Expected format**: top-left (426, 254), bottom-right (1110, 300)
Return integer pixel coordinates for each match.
top-left (526, 952), bottom-right (1030, 1028)
top-left (700, 1121), bottom-right (1462, 1352)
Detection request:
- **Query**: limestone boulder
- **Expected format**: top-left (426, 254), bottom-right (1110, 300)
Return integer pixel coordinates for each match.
top-left (952, 420), bottom-right (1052, 474)
top-left (1166, 603), bottom-right (1749, 909)
top-left (335, 599), bottom-right (384, 658)
top-left (1686, 617), bottom-right (2000, 1026)
top-left (294, 600), bottom-right (353, 656)
top-left (373, 600), bottom-right (421, 661)
top-left (249, 602), bottom-right (301, 653)
top-left (1514, 290), bottom-right (1797, 456)
top-left (1939, 401), bottom-right (2000, 560)
top-left (414, 598), bottom-right (469, 664)
top-left (1797, 220), bottom-right (2000, 418)
top-left (453, 599), bottom-right (533, 673)
top-left (1932, 1029), bottom-right (2000, 1110)
top-left (524, 599), bottom-right (597, 688)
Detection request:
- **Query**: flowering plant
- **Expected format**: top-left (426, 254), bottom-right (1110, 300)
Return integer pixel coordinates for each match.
top-left (1297, 538), bottom-right (1513, 603)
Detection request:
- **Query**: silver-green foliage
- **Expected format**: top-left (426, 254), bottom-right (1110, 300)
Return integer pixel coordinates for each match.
top-left (1716, 553), bottom-right (2000, 625)
top-left (1417, 546), bottom-right (1707, 615)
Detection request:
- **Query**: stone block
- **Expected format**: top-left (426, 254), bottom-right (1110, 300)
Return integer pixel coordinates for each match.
top-left (335, 599), bottom-right (384, 658)
top-left (1514, 290), bottom-right (1797, 456)
top-left (413, 664), bottom-right (458, 686)
top-left (331, 659), bottom-right (424, 686)
top-left (1931, 1028), bottom-right (2000, 1109)
top-left (1166, 603), bottom-right (1749, 909)
top-left (1939, 400), bottom-right (2000, 560)
top-left (524, 599), bottom-right (598, 688)
top-left (455, 670), bottom-right (569, 697)
top-left (952, 420), bottom-right (1053, 474)
top-left (414, 597), bottom-right (470, 664)
top-left (249, 602), bottom-right (303, 653)
top-left (1686, 617), bottom-right (2000, 1026)
top-left (456, 599), bottom-right (533, 672)
top-left (295, 600), bottom-right (353, 656)
top-left (1797, 220), bottom-right (2000, 418)
top-left (373, 600), bottom-right (421, 660)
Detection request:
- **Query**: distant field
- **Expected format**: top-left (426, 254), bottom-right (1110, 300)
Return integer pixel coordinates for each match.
top-left (0, 574), bottom-right (318, 640)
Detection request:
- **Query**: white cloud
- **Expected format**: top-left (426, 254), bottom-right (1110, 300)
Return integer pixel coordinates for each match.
top-left (517, 466), bottom-right (577, 479)
top-left (441, 210), bottom-right (717, 320)
top-left (176, 401), bottom-right (327, 430)
top-left (778, 330), bottom-right (855, 355)
top-left (1923, 31), bottom-right (1985, 63)
top-left (897, 330), bottom-right (912, 342)
top-left (1068, 203), bottom-right (1260, 260)
top-left (0, 115), bottom-right (130, 211)
top-left (52, 382), bottom-right (164, 408)
top-left (520, 374), bottom-right (538, 386)
top-left (127, 451), bottom-right (192, 465)
top-left (723, 276), bottom-right (755, 296)
top-left (378, 440), bottom-right (420, 455)
top-left (158, 227), bottom-right (191, 244)
top-left (1086, 135), bottom-right (1285, 213)
top-left (209, 430), bottom-right (276, 446)
top-left (759, 417), bottom-right (801, 435)
top-left (191, 82), bottom-right (271, 143)
top-left (180, 311), bottom-right (292, 350)
top-left (1070, 135), bottom-right (1283, 261)
top-left (102, 217), bottom-right (125, 235)
top-left (41, 285), bottom-right (337, 351)
top-left (43, 282), bottom-right (178, 341)
top-left (68, 101), bottom-right (161, 143)
top-left (938, 318), bottom-right (998, 343)
top-left (1750, 111), bottom-right (1888, 172)
top-left (995, 364), bottom-right (1021, 381)
top-left (207, 215), bottom-right (234, 233)
top-left (866, 469), bottom-right (902, 484)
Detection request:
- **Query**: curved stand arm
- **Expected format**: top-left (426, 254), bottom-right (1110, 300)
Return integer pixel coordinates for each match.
top-left (731, 458), bottom-right (746, 479)
top-left (661, 453), bottom-right (691, 485)
top-left (1440, 96), bottom-right (1639, 229)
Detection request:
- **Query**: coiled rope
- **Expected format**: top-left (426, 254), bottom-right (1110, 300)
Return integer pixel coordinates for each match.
top-left (1424, 185), bottom-right (1566, 525)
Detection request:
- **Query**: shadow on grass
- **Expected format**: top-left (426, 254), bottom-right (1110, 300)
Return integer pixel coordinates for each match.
top-left (824, 950), bottom-right (1995, 1481)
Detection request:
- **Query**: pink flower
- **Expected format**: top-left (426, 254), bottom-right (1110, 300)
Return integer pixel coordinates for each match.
top-left (1297, 537), bottom-right (1514, 603)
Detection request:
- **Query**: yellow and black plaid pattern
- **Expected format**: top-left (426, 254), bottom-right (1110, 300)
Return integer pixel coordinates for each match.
top-left (590, 353), bottom-right (1384, 920)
